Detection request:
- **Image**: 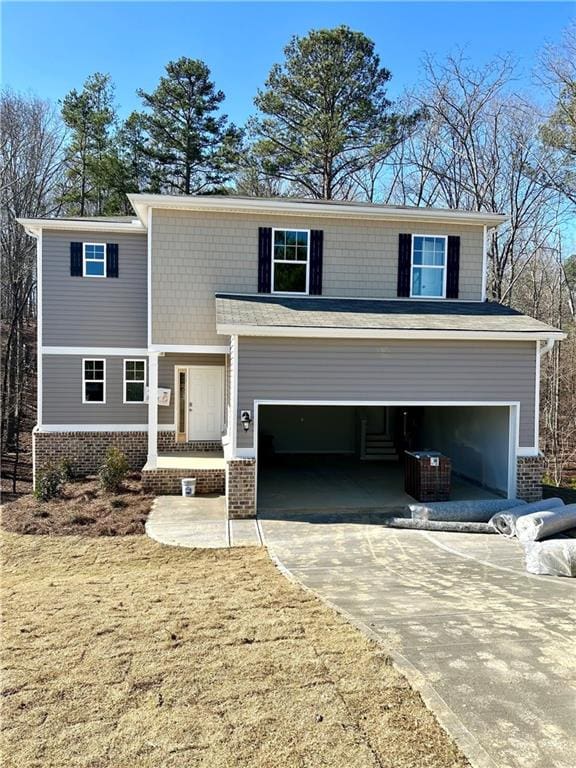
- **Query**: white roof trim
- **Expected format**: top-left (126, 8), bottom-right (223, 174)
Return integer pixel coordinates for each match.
top-left (217, 323), bottom-right (566, 342)
top-left (16, 218), bottom-right (145, 237)
top-left (128, 193), bottom-right (508, 228)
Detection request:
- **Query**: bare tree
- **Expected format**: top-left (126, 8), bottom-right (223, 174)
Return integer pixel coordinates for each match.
top-left (1, 90), bottom-right (64, 482)
top-left (387, 54), bottom-right (571, 301)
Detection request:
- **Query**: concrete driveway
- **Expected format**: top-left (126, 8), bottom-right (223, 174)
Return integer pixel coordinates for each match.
top-left (259, 510), bottom-right (576, 768)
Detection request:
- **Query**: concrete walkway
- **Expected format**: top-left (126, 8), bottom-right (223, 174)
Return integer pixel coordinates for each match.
top-left (259, 510), bottom-right (576, 768)
top-left (145, 496), bottom-right (262, 548)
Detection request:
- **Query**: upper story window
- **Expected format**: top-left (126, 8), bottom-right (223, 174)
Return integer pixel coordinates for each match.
top-left (83, 359), bottom-right (105, 403)
top-left (124, 359), bottom-right (146, 403)
top-left (411, 235), bottom-right (447, 298)
top-left (83, 243), bottom-right (106, 277)
top-left (272, 229), bottom-right (309, 294)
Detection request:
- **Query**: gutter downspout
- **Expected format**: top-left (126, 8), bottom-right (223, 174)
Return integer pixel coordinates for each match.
top-left (539, 338), bottom-right (556, 358)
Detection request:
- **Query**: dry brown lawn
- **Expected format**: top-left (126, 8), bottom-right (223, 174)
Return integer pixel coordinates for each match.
top-left (1, 532), bottom-right (468, 768)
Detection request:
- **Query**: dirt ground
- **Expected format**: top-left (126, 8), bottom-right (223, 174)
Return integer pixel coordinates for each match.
top-left (1, 532), bottom-right (469, 768)
top-left (1, 475), bottom-right (153, 536)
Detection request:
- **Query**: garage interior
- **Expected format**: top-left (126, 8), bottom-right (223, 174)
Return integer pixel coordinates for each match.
top-left (257, 405), bottom-right (510, 513)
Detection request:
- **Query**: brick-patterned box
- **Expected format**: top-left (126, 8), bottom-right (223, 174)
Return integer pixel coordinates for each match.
top-left (404, 450), bottom-right (451, 502)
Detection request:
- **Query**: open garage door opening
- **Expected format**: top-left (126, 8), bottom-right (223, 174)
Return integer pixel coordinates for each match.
top-left (256, 404), bottom-right (513, 514)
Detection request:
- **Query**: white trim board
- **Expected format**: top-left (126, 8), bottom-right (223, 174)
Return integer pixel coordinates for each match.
top-left (148, 344), bottom-right (230, 354)
top-left (218, 325), bottom-right (565, 341)
top-left (38, 424), bottom-right (176, 433)
top-left (42, 347), bottom-right (148, 356)
top-left (37, 229), bottom-right (43, 428)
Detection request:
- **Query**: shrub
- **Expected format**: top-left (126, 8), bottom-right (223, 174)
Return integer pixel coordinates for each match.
top-left (110, 497), bottom-right (127, 509)
top-left (59, 459), bottom-right (75, 482)
top-left (99, 447), bottom-right (129, 493)
top-left (33, 466), bottom-right (64, 502)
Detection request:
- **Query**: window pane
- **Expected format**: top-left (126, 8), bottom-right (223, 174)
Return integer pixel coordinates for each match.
top-left (285, 245), bottom-right (298, 261)
top-left (273, 230), bottom-right (286, 247)
top-left (274, 244), bottom-right (285, 260)
top-left (178, 371), bottom-right (186, 433)
top-left (412, 266), bottom-right (444, 297)
top-left (274, 263), bottom-right (307, 293)
top-left (126, 382), bottom-right (144, 402)
top-left (413, 236), bottom-right (444, 266)
top-left (285, 231), bottom-right (297, 246)
top-left (85, 381), bottom-right (104, 402)
top-left (125, 361), bottom-right (144, 381)
top-left (84, 360), bottom-right (103, 379)
top-left (85, 260), bottom-right (105, 276)
top-left (296, 231), bottom-right (308, 246)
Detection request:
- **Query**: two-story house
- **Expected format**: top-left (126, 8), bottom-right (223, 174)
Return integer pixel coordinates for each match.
top-left (19, 195), bottom-right (564, 518)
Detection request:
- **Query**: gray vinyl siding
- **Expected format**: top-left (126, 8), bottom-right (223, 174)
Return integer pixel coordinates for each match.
top-left (42, 229), bottom-right (147, 346)
top-left (42, 355), bottom-right (147, 425)
top-left (42, 352), bottom-right (226, 427)
top-left (151, 209), bottom-right (485, 346)
top-left (158, 353), bottom-right (225, 425)
top-left (237, 338), bottom-right (537, 449)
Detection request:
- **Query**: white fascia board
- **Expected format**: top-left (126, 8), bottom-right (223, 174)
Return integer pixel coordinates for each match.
top-left (128, 194), bottom-right (508, 228)
top-left (217, 324), bottom-right (566, 342)
top-left (16, 218), bottom-right (146, 238)
top-left (42, 347), bottom-right (149, 356)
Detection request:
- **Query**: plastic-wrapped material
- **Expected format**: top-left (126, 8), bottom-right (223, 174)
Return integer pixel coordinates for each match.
top-left (524, 538), bottom-right (576, 577)
top-left (410, 498), bottom-right (525, 524)
top-left (489, 498), bottom-right (565, 537)
top-left (516, 504), bottom-right (576, 543)
top-left (383, 517), bottom-right (495, 534)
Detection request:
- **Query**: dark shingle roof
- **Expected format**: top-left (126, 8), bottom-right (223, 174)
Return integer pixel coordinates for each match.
top-left (215, 294), bottom-right (563, 336)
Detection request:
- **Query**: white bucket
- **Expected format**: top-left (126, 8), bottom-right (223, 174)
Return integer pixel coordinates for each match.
top-left (181, 478), bottom-right (197, 497)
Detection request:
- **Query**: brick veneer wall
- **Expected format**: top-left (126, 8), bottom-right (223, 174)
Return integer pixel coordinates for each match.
top-left (141, 468), bottom-right (225, 495)
top-left (517, 455), bottom-right (544, 502)
top-left (157, 431), bottom-right (222, 453)
top-left (34, 430), bottom-right (147, 476)
top-left (226, 459), bottom-right (256, 519)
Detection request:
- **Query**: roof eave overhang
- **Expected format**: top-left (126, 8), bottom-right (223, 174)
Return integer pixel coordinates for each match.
top-left (16, 218), bottom-right (146, 237)
top-left (129, 194), bottom-right (508, 228)
top-left (217, 324), bottom-right (566, 342)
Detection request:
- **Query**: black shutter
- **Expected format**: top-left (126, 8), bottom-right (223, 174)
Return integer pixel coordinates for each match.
top-left (70, 242), bottom-right (82, 276)
top-left (258, 227), bottom-right (272, 293)
top-left (397, 234), bottom-right (412, 297)
top-left (446, 236), bottom-right (460, 299)
top-left (309, 229), bottom-right (324, 295)
top-left (106, 243), bottom-right (119, 278)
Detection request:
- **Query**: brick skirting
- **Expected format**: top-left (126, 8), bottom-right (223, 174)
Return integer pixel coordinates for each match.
top-left (157, 431), bottom-right (222, 453)
top-left (33, 430), bottom-right (148, 477)
top-left (516, 455), bottom-right (544, 502)
top-left (226, 459), bottom-right (256, 519)
top-left (141, 468), bottom-right (225, 495)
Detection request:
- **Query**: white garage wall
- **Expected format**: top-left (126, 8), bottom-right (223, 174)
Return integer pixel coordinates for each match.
top-left (420, 406), bottom-right (509, 494)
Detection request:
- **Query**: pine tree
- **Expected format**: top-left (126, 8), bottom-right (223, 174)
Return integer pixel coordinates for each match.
top-left (136, 57), bottom-right (241, 194)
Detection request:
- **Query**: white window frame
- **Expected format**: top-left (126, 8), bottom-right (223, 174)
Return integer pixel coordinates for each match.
top-left (82, 358), bottom-right (106, 404)
top-left (83, 242), bottom-right (107, 278)
top-left (271, 228), bottom-right (310, 295)
top-left (123, 359), bottom-right (147, 404)
top-left (410, 234), bottom-right (447, 299)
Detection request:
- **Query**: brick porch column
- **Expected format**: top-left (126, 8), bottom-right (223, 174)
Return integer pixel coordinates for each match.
top-left (226, 458), bottom-right (256, 519)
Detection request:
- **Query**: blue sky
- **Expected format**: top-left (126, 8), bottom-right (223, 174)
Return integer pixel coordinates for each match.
top-left (2, 2), bottom-right (574, 124)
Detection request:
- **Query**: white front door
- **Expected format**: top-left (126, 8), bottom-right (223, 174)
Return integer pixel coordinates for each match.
top-left (187, 367), bottom-right (224, 441)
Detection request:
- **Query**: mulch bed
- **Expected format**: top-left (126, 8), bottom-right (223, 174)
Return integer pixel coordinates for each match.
top-left (0, 474), bottom-right (153, 536)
